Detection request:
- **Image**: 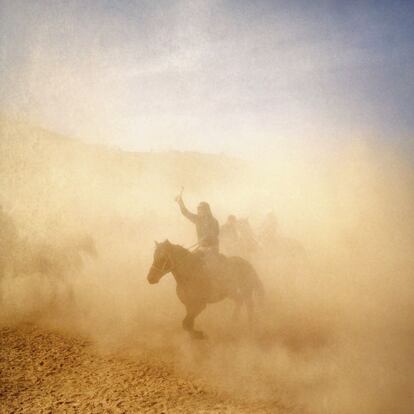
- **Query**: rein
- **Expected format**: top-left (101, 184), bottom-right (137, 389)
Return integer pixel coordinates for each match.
top-left (149, 264), bottom-right (166, 273)
top-left (150, 243), bottom-right (195, 275)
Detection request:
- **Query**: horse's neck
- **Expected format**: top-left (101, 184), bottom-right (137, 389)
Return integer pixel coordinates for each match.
top-left (169, 245), bottom-right (193, 281)
top-left (170, 244), bottom-right (190, 264)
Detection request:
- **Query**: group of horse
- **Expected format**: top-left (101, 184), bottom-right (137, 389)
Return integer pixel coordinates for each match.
top-left (1, 206), bottom-right (302, 339)
top-left (1, 225), bottom-right (98, 309)
top-left (146, 214), bottom-right (307, 339)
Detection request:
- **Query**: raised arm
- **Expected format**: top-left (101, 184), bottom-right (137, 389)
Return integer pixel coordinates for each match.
top-left (175, 196), bottom-right (198, 224)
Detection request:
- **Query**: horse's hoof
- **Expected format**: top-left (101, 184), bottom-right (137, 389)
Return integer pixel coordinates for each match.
top-left (191, 330), bottom-right (207, 340)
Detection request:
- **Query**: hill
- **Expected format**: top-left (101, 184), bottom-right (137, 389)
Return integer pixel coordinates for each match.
top-left (0, 116), bottom-right (247, 235)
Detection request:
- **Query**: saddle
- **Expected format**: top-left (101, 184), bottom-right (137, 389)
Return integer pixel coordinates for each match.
top-left (193, 249), bottom-right (226, 278)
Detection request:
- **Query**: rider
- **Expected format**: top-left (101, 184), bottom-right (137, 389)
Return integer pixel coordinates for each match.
top-left (237, 218), bottom-right (259, 260)
top-left (221, 215), bottom-right (238, 238)
top-left (220, 215), bottom-right (240, 256)
top-left (175, 194), bottom-right (220, 254)
top-left (260, 211), bottom-right (279, 246)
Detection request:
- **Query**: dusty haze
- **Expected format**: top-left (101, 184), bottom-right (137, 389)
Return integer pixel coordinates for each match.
top-left (1, 117), bottom-right (413, 413)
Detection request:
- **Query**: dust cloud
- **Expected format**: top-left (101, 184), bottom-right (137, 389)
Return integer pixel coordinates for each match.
top-left (1, 117), bottom-right (413, 413)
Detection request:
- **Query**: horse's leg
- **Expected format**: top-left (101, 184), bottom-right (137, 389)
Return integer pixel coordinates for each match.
top-left (182, 302), bottom-right (206, 339)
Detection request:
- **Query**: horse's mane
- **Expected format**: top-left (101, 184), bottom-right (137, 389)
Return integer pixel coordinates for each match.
top-left (167, 242), bottom-right (204, 268)
top-left (169, 242), bottom-right (191, 255)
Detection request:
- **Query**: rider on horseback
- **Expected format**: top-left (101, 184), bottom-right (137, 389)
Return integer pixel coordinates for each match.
top-left (175, 193), bottom-right (220, 254)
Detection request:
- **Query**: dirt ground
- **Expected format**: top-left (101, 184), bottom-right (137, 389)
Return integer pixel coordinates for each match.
top-left (0, 324), bottom-right (293, 413)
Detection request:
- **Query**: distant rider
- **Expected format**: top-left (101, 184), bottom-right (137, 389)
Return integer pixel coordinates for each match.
top-left (220, 215), bottom-right (240, 256)
top-left (259, 211), bottom-right (279, 248)
top-left (175, 194), bottom-right (220, 254)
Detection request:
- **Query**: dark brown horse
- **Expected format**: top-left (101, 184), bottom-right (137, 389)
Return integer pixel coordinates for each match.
top-left (147, 240), bottom-right (264, 338)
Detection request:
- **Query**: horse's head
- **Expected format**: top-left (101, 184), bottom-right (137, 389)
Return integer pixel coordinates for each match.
top-left (147, 239), bottom-right (174, 284)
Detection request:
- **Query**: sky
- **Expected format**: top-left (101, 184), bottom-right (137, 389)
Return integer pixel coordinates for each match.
top-left (1, 0), bottom-right (413, 159)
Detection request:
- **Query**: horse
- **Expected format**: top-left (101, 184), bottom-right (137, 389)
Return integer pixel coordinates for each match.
top-left (7, 234), bottom-right (98, 309)
top-left (147, 240), bottom-right (264, 339)
top-left (15, 234), bottom-right (98, 280)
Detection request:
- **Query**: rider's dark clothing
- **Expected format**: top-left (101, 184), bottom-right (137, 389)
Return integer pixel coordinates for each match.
top-left (178, 201), bottom-right (220, 250)
top-left (220, 221), bottom-right (239, 242)
top-left (220, 219), bottom-right (241, 257)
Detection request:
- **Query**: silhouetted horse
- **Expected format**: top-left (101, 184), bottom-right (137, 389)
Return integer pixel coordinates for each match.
top-left (147, 240), bottom-right (264, 339)
top-left (16, 234), bottom-right (98, 279)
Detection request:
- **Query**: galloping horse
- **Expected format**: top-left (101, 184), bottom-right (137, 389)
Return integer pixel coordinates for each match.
top-left (147, 240), bottom-right (264, 338)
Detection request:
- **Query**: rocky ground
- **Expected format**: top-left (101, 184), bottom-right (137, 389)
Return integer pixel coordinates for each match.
top-left (0, 325), bottom-right (292, 413)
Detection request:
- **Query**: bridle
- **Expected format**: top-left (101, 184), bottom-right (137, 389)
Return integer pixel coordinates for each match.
top-left (150, 251), bottom-right (176, 275)
top-left (150, 242), bottom-right (198, 276)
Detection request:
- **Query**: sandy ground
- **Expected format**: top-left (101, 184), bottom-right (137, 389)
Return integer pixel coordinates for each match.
top-left (0, 324), bottom-right (291, 413)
